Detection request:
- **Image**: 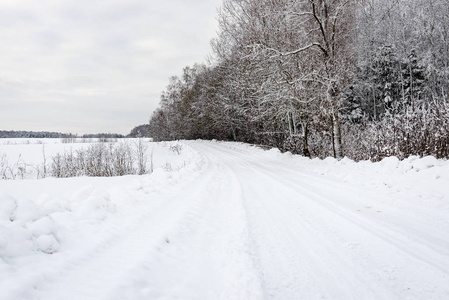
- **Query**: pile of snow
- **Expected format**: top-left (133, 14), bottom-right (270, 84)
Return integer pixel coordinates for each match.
top-left (0, 193), bottom-right (60, 255)
top-left (255, 144), bottom-right (449, 204)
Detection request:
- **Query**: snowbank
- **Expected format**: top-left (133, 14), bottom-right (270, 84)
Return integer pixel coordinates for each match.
top-left (0, 141), bottom-right (203, 261)
top-left (251, 143), bottom-right (448, 200)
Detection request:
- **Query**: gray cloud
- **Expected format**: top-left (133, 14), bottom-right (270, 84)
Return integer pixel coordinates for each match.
top-left (0, 0), bottom-right (222, 135)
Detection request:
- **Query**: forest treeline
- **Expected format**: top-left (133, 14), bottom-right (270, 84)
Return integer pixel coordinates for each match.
top-left (0, 131), bottom-right (125, 139)
top-left (1, 125), bottom-right (150, 139)
top-left (149, 0), bottom-right (449, 161)
top-left (0, 131), bottom-right (63, 138)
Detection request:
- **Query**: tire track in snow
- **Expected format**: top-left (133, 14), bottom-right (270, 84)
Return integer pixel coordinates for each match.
top-left (199, 142), bottom-right (449, 268)
top-left (220, 152), bottom-right (391, 299)
top-left (189, 141), bottom-right (449, 300)
top-left (249, 159), bottom-right (449, 276)
top-left (246, 161), bottom-right (449, 299)
top-left (101, 151), bottom-right (264, 300)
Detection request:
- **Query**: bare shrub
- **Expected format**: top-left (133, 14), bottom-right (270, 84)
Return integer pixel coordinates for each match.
top-left (342, 100), bottom-right (449, 161)
top-left (169, 143), bottom-right (183, 155)
top-left (50, 141), bottom-right (153, 178)
top-left (135, 138), bottom-right (148, 175)
top-left (0, 154), bottom-right (34, 180)
top-left (112, 142), bottom-right (134, 176)
top-left (1, 154), bottom-right (10, 180)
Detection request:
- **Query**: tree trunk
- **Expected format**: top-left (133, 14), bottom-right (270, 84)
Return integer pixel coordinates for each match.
top-left (327, 86), bottom-right (343, 159)
top-left (332, 113), bottom-right (343, 159)
top-left (302, 123), bottom-right (311, 158)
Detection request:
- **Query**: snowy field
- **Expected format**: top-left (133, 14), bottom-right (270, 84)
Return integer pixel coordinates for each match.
top-left (1, 139), bottom-right (448, 299)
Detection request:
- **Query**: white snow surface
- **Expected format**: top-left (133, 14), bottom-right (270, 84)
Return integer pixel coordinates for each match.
top-left (0, 139), bottom-right (448, 300)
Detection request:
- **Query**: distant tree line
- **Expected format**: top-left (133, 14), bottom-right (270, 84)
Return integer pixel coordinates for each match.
top-left (0, 131), bottom-right (126, 139)
top-left (149, 0), bottom-right (449, 161)
top-left (0, 130), bottom-right (62, 138)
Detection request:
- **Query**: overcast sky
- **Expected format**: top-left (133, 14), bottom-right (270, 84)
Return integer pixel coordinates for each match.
top-left (0, 0), bottom-right (222, 135)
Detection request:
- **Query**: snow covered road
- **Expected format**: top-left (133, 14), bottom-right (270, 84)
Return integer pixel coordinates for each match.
top-left (190, 141), bottom-right (449, 299)
top-left (1, 140), bottom-right (449, 299)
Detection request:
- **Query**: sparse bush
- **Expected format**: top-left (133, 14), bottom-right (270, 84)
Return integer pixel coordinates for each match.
top-left (1, 154), bottom-right (10, 179)
top-left (50, 141), bottom-right (152, 178)
top-left (340, 100), bottom-right (449, 161)
top-left (0, 154), bottom-right (34, 180)
top-left (135, 138), bottom-right (149, 175)
top-left (169, 143), bottom-right (183, 155)
top-left (164, 162), bottom-right (173, 172)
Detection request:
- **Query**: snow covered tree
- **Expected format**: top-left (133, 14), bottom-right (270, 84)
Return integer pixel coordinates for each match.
top-left (148, 0), bottom-right (449, 161)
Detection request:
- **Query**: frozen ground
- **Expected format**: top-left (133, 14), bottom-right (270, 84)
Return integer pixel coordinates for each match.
top-left (0, 140), bottom-right (448, 299)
